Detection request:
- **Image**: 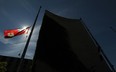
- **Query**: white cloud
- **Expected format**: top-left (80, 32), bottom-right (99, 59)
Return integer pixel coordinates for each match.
top-left (0, 24), bottom-right (41, 59)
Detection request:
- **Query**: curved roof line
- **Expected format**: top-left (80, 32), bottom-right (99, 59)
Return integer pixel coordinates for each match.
top-left (45, 10), bottom-right (81, 21)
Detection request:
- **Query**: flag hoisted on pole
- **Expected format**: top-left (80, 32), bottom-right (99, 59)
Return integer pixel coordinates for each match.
top-left (4, 26), bottom-right (30, 38)
top-left (16, 6), bottom-right (42, 72)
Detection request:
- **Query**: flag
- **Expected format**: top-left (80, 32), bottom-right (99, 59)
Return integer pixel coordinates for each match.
top-left (4, 27), bottom-right (30, 38)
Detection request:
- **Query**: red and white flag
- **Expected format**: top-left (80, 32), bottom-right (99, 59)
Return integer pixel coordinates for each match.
top-left (4, 27), bottom-right (30, 38)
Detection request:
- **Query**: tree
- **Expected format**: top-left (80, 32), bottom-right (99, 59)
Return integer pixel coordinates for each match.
top-left (0, 62), bottom-right (7, 72)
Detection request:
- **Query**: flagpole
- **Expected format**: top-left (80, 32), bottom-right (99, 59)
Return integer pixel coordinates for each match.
top-left (16, 6), bottom-right (42, 72)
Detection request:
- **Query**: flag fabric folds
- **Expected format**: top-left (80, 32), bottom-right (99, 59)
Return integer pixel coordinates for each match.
top-left (4, 27), bottom-right (30, 38)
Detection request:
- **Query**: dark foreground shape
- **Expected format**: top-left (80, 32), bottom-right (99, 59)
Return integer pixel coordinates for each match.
top-left (32, 10), bottom-right (112, 72)
top-left (0, 55), bottom-right (32, 72)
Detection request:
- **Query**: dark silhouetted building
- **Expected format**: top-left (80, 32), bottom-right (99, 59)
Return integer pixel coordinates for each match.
top-left (31, 10), bottom-right (115, 72)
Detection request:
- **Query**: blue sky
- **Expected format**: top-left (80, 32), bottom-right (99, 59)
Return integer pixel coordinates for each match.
top-left (0, 0), bottom-right (116, 69)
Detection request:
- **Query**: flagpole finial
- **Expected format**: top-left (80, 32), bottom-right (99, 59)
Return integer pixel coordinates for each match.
top-left (40, 5), bottom-right (42, 8)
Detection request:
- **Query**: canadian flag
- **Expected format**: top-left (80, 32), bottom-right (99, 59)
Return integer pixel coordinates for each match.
top-left (4, 27), bottom-right (30, 38)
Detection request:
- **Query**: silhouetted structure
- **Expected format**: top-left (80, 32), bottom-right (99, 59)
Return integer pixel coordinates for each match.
top-left (0, 55), bottom-right (32, 72)
top-left (32, 10), bottom-right (114, 72)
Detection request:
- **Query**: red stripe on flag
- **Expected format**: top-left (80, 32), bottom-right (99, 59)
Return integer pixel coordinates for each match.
top-left (4, 27), bottom-right (30, 38)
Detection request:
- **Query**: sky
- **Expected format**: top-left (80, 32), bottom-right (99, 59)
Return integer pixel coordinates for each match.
top-left (0, 0), bottom-right (116, 69)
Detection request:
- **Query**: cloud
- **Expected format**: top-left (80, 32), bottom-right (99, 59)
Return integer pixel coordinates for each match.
top-left (0, 24), bottom-right (41, 59)
top-left (25, 24), bottom-right (41, 59)
top-left (0, 42), bottom-right (26, 57)
top-left (0, 32), bottom-right (10, 44)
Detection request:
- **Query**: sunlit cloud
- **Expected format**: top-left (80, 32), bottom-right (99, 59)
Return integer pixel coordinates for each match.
top-left (0, 24), bottom-right (41, 59)
top-left (0, 0), bottom-right (43, 59)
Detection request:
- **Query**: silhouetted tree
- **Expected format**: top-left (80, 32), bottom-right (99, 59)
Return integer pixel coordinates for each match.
top-left (0, 62), bottom-right (7, 72)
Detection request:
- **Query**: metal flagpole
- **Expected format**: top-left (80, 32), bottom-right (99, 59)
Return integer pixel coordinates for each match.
top-left (16, 6), bottom-right (42, 72)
